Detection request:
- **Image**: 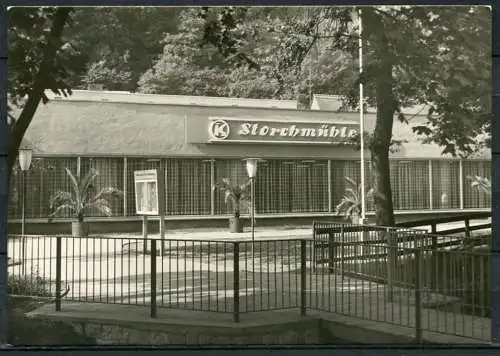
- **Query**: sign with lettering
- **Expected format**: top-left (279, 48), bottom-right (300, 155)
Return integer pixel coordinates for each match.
top-left (134, 170), bottom-right (159, 215)
top-left (207, 117), bottom-right (359, 145)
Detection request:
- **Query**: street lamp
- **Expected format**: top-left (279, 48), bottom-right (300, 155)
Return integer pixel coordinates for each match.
top-left (245, 158), bottom-right (259, 261)
top-left (19, 146), bottom-right (33, 276)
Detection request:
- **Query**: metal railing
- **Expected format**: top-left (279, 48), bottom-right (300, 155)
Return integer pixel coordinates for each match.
top-left (7, 235), bottom-right (307, 317)
top-left (395, 211), bottom-right (491, 237)
top-left (8, 230), bottom-right (491, 342)
top-left (311, 222), bottom-right (490, 341)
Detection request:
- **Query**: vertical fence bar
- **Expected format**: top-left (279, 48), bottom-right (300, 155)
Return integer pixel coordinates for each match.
top-left (386, 228), bottom-right (395, 302)
top-left (312, 222), bottom-right (316, 271)
top-left (464, 219), bottom-right (471, 241)
top-left (150, 239), bottom-right (157, 318)
top-left (415, 248), bottom-right (422, 343)
top-left (459, 159), bottom-right (464, 210)
top-left (428, 160), bottom-right (433, 210)
top-left (327, 160), bottom-right (332, 213)
top-left (340, 224), bottom-right (345, 283)
top-left (142, 215), bottom-right (148, 237)
top-left (328, 232), bottom-right (335, 273)
top-left (55, 236), bottom-right (62, 312)
top-left (210, 159), bottom-right (215, 216)
top-left (123, 157), bottom-right (128, 217)
top-left (300, 240), bottom-right (307, 316)
top-left (233, 242), bottom-right (240, 323)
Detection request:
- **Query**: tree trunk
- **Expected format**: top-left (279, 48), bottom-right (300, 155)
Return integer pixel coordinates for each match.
top-left (370, 28), bottom-right (396, 227)
top-left (7, 8), bottom-right (73, 181)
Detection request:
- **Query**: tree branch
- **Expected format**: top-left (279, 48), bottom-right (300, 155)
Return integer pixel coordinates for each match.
top-left (8, 7), bottom-right (73, 176)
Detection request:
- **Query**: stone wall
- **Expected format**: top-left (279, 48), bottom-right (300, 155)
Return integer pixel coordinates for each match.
top-left (70, 318), bottom-right (322, 345)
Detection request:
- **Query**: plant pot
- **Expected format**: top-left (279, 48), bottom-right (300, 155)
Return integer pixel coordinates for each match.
top-left (350, 215), bottom-right (361, 225)
top-left (72, 221), bottom-right (89, 237)
top-left (229, 217), bottom-right (244, 233)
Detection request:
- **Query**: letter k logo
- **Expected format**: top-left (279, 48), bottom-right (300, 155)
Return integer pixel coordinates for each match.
top-left (209, 119), bottom-right (230, 140)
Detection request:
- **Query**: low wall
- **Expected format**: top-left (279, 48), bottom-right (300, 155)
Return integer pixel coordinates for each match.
top-left (70, 318), bottom-right (322, 345)
top-left (7, 210), bottom-right (485, 235)
top-left (26, 304), bottom-right (485, 345)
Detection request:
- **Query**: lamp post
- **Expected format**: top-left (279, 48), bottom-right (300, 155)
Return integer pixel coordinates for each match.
top-left (19, 147), bottom-right (33, 276)
top-left (245, 158), bottom-right (259, 262)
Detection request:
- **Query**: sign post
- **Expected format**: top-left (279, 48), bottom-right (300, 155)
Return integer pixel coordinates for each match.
top-left (134, 169), bottom-right (160, 254)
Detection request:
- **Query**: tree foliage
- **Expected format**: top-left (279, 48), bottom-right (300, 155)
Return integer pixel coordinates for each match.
top-left (7, 7), bottom-right (75, 177)
top-left (138, 7), bottom-right (355, 102)
top-left (7, 6), bottom-right (491, 227)
top-left (197, 5), bottom-right (491, 225)
top-left (64, 7), bottom-right (182, 91)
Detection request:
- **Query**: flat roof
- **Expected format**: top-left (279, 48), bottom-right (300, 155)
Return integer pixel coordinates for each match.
top-left (47, 90), bottom-right (299, 110)
top-left (18, 91), bottom-right (490, 160)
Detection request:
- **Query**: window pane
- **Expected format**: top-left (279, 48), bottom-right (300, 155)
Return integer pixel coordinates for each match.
top-left (81, 157), bottom-right (124, 217)
top-left (11, 157), bottom-right (79, 219)
top-left (214, 159), bottom-right (248, 215)
top-left (463, 160), bottom-right (491, 209)
top-left (431, 161), bottom-right (460, 209)
top-left (390, 160), bottom-right (430, 210)
top-left (331, 160), bottom-right (361, 214)
top-left (166, 159), bottom-right (211, 215)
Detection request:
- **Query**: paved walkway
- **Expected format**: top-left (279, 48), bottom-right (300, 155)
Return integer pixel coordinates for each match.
top-left (104, 218), bottom-right (490, 242)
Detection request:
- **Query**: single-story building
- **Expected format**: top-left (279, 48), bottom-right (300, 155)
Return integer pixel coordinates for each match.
top-left (8, 90), bottom-right (491, 233)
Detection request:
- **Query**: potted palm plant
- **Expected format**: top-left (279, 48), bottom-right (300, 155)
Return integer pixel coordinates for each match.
top-left (335, 177), bottom-right (373, 224)
top-left (213, 178), bottom-right (251, 233)
top-left (466, 175), bottom-right (491, 197)
top-left (49, 168), bottom-right (123, 237)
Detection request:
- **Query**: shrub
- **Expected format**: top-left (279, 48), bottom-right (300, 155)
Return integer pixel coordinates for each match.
top-left (8, 269), bottom-right (52, 297)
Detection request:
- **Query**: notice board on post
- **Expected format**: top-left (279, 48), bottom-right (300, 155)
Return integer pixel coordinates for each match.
top-left (134, 169), bottom-right (159, 215)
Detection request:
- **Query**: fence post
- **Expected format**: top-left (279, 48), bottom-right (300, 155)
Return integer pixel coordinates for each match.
top-left (415, 249), bottom-right (422, 343)
top-left (459, 159), bottom-right (464, 210)
top-left (123, 157), bottom-right (128, 217)
top-left (386, 228), bottom-right (395, 302)
top-left (312, 222), bottom-right (316, 272)
top-left (328, 232), bottom-right (335, 273)
top-left (300, 240), bottom-right (307, 316)
top-left (340, 224), bottom-right (345, 283)
top-left (233, 242), bottom-right (240, 323)
top-left (464, 219), bottom-right (471, 240)
top-left (142, 215), bottom-right (148, 240)
top-left (150, 239), bottom-right (157, 318)
top-left (428, 160), bottom-right (433, 210)
top-left (55, 236), bottom-right (62, 312)
top-left (327, 160), bottom-right (332, 212)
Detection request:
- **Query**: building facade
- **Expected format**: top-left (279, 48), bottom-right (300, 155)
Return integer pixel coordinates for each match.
top-left (8, 91), bottom-right (491, 232)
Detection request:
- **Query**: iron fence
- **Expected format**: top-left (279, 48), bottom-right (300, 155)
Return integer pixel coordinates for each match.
top-left (310, 222), bottom-right (490, 341)
top-left (7, 235), bottom-right (307, 316)
top-left (8, 157), bottom-right (491, 221)
top-left (8, 228), bottom-right (491, 342)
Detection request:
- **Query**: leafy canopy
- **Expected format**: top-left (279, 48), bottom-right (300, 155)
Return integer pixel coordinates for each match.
top-left (198, 6), bottom-right (491, 157)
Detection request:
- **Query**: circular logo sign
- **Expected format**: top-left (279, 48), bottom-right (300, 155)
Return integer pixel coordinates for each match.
top-left (209, 119), bottom-right (230, 140)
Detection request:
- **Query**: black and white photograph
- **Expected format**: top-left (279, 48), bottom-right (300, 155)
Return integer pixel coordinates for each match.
top-left (3, 5), bottom-right (492, 346)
